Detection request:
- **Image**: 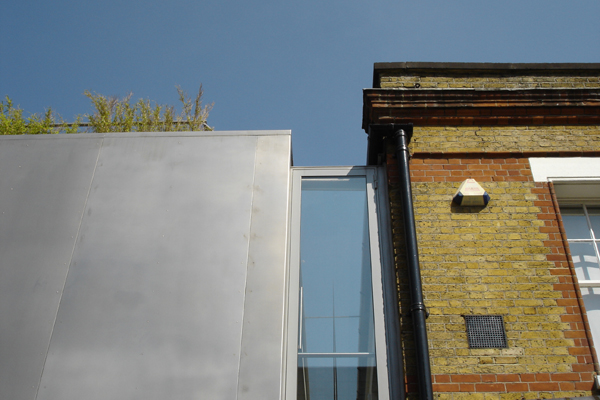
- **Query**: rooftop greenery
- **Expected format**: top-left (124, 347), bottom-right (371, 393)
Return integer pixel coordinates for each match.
top-left (1, 86), bottom-right (212, 134)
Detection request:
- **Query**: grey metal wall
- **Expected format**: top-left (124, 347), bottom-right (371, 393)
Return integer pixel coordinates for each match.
top-left (0, 131), bottom-right (291, 400)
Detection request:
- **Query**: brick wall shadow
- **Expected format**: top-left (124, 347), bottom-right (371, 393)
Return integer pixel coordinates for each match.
top-left (450, 204), bottom-right (486, 214)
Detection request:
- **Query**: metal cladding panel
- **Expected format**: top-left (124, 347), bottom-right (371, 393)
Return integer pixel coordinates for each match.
top-left (237, 135), bottom-right (291, 400)
top-left (0, 132), bottom-right (291, 400)
top-left (0, 136), bottom-right (103, 400)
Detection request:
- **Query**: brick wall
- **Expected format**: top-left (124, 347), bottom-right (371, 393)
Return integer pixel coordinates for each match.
top-left (379, 74), bottom-right (600, 89)
top-left (386, 149), bottom-right (597, 399)
top-left (368, 63), bottom-right (600, 399)
top-left (410, 126), bottom-right (600, 154)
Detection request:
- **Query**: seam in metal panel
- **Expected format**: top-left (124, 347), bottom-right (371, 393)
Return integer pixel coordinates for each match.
top-left (34, 138), bottom-right (105, 400)
top-left (278, 135), bottom-right (293, 400)
top-left (235, 137), bottom-right (259, 400)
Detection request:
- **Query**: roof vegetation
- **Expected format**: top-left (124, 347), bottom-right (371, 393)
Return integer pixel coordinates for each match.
top-left (1, 86), bottom-right (212, 134)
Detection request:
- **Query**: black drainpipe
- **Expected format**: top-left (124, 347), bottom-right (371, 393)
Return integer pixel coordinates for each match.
top-left (368, 124), bottom-right (433, 400)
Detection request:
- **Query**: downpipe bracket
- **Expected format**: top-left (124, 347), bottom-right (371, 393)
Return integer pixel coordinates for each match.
top-left (411, 303), bottom-right (430, 319)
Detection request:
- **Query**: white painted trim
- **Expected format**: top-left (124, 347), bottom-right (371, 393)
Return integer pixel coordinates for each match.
top-left (529, 157), bottom-right (600, 182)
top-left (578, 280), bottom-right (600, 288)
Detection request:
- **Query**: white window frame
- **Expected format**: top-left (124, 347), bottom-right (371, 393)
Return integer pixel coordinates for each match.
top-left (284, 166), bottom-right (391, 400)
top-left (559, 203), bottom-right (600, 288)
top-left (548, 180), bottom-right (600, 289)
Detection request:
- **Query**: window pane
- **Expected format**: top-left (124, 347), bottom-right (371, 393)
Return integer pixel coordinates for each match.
top-left (561, 207), bottom-right (591, 239)
top-left (303, 318), bottom-right (334, 353)
top-left (580, 288), bottom-right (600, 364)
top-left (587, 207), bottom-right (600, 238)
top-left (336, 358), bottom-right (377, 400)
top-left (298, 357), bottom-right (377, 400)
top-left (298, 176), bottom-right (378, 400)
top-left (568, 242), bottom-right (600, 281)
top-left (334, 317), bottom-right (360, 354)
top-left (298, 357), bottom-right (334, 400)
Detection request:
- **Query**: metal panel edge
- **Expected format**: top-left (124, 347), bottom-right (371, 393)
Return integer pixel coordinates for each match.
top-left (0, 131), bottom-right (291, 142)
top-left (237, 134), bottom-right (292, 400)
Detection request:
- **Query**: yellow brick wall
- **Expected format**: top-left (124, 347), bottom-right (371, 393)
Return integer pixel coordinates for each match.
top-left (410, 126), bottom-right (600, 154)
top-left (377, 66), bottom-right (600, 398)
top-left (387, 151), bottom-right (596, 399)
top-left (379, 74), bottom-right (600, 89)
top-left (417, 183), bottom-right (567, 357)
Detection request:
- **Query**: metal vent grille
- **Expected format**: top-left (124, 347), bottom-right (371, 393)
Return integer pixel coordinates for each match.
top-left (464, 315), bottom-right (507, 349)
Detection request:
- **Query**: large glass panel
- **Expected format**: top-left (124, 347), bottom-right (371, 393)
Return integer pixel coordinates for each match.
top-left (561, 207), bottom-right (591, 239)
top-left (298, 176), bottom-right (378, 400)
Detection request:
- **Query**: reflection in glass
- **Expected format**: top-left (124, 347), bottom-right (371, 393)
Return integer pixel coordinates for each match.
top-left (581, 288), bottom-right (600, 369)
top-left (298, 177), bottom-right (378, 400)
top-left (569, 242), bottom-right (600, 281)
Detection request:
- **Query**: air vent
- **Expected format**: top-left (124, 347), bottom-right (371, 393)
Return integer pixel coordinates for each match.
top-left (464, 315), bottom-right (507, 349)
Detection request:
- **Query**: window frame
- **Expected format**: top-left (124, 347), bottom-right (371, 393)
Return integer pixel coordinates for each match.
top-left (558, 203), bottom-right (600, 288)
top-left (551, 177), bottom-right (600, 290)
top-left (550, 177), bottom-right (600, 366)
top-left (524, 158), bottom-right (600, 386)
top-left (284, 166), bottom-right (392, 400)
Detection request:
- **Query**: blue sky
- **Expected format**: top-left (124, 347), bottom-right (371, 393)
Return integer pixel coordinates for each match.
top-left (2, 0), bottom-right (599, 166)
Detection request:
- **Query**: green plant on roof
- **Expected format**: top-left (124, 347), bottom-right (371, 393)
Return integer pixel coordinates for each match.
top-left (1, 85), bottom-right (212, 134)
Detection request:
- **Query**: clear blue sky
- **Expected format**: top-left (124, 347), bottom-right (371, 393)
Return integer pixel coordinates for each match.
top-left (2, 1), bottom-right (599, 166)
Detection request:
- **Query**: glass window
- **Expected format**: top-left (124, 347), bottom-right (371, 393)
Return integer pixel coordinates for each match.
top-left (559, 204), bottom-right (600, 362)
top-left (580, 287), bottom-right (600, 364)
top-left (561, 208), bottom-right (592, 239)
top-left (287, 168), bottom-right (391, 400)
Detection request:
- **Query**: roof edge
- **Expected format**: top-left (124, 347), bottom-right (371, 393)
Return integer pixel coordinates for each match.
top-left (372, 62), bottom-right (600, 88)
top-left (374, 62), bottom-right (600, 71)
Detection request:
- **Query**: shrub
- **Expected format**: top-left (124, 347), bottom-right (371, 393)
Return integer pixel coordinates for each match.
top-left (0, 86), bottom-right (212, 134)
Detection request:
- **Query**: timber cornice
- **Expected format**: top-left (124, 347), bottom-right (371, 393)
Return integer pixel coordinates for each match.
top-left (362, 88), bottom-right (600, 130)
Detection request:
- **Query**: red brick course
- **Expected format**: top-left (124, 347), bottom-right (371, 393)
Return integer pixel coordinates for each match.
top-left (428, 373), bottom-right (595, 393)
